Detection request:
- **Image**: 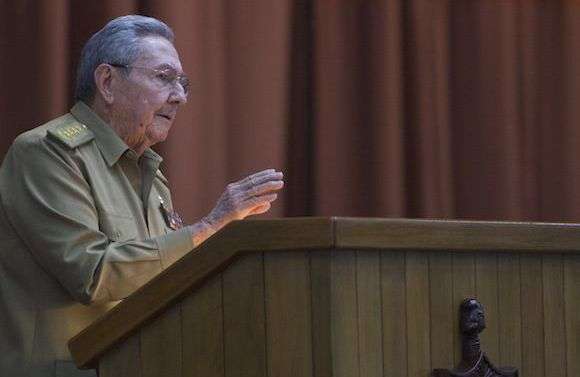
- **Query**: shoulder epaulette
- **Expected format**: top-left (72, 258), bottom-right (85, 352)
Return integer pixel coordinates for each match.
top-left (47, 121), bottom-right (94, 149)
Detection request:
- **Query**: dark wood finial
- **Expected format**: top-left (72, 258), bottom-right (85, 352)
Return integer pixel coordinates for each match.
top-left (432, 298), bottom-right (518, 377)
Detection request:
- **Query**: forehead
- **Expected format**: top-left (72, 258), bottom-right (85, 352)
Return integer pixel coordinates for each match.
top-left (133, 36), bottom-right (183, 71)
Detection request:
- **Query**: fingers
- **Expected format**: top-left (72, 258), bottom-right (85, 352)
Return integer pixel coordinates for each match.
top-left (230, 170), bottom-right (284, 200)
top-left (239, 169), bottom-right (284, 190)
top-left (251, 180), bottom-right (284, 196)
top-left (239, 169), bottom-right (274, 186)
top-left (245, 193), bottom-right (278, 209)
top-left (232, 192), bottom-right (276, 215)
top-left (247, 169), bottom-right (278, 182)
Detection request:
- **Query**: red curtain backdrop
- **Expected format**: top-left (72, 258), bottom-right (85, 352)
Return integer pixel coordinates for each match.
top-left (2, 1), bottom-right (580, 223)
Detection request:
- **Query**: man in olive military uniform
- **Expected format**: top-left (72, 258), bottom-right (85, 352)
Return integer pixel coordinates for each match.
top-left (0, 15), bottom-right (283, 377)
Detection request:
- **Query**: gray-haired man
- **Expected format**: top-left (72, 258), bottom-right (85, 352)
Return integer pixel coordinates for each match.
top-left (0, 15), bottom-right (283, 377)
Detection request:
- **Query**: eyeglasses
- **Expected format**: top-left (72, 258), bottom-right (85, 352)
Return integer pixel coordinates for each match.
top-left (109, 63), bottom-right (190, 96)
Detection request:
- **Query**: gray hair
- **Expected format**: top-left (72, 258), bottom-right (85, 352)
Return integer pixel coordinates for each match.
top-left (74, 15), bottom-right (175, 103)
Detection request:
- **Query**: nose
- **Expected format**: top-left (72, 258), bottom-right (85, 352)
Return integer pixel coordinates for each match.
top-left (168, 85), bottom-right (187, 105)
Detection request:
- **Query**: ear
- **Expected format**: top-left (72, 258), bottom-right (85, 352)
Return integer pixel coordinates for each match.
top-left (94, 64), bottom-right (115, 104)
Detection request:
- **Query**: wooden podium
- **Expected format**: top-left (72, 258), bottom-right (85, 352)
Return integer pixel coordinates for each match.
top-left (68, 218), bottom-right (580, 377)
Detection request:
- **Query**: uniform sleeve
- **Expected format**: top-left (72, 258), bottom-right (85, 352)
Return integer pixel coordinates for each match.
top-left (0, 135), bottom-right (194, 305)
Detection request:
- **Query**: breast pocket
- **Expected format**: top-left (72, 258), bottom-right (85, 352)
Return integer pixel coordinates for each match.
top-left (98, 209), bottom-right (139, 241)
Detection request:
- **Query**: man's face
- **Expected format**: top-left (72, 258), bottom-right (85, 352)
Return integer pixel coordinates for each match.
top-left (110, 36), bottom-right (187, 153)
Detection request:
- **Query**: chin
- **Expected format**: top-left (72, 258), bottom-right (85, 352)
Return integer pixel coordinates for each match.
top-left (151, 133), bottom-right (169, 144)
top-left (148, 125), bottom-right (172, 144)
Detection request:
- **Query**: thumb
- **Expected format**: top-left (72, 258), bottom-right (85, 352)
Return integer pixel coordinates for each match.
top-left (247, 202), bottom-right (271, 216)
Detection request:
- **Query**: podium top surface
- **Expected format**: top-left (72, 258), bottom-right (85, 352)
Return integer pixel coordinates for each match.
top-left (68, 217), bottom-right (580, 368)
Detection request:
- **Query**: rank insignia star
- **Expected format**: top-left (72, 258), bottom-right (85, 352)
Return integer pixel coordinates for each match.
top-left (57, 124), bottom-right (87, 140)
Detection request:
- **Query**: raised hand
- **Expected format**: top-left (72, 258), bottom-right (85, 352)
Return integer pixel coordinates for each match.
top-left (202, 169), bottom-right (284, 232)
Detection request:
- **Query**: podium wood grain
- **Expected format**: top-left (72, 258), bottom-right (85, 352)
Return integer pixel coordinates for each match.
top-left (520, 254), bottom-right (544, 377)
top-left (429, 252), bottom-right (453, 370)
top-left (181, 276), bottom-right (224, 377)
top-left (498, 254), bottom-right (522, 368)
top-left (475, 252), bottom-right (500, 363)
top-left (356, 251), bottom-right (383, 377)
top-left (565, 255), bottom-right (580, 377)
top-left (380, 251), bottom-right (406, 377)
top-left (223, 253), bottom-right (267, 377)
top-left (264, 251), bottom-right (312, 377)
top-left (543, 255), bottom-right (566, 377)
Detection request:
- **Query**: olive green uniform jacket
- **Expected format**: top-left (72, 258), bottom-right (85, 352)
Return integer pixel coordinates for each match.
top-left (0, 102), bottom-right (194, 376)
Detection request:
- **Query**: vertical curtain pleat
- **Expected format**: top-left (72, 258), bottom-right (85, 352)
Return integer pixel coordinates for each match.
top-left (560, 1), bottom-right (580, 221)
top-left (37, 0), bottom-right (69, 119)
top-left (403, 0), bottom-right (452, 218)
top-left (313, 1), bottom-right (382, 216)
top-left (533, 2), bottom-right (565, 221)
top-left (518, 0), bottom-right (542, 221)
top-left (286, 0), bottom-right (315, 217)
top-left (368, 0), bottom-right (406, 218)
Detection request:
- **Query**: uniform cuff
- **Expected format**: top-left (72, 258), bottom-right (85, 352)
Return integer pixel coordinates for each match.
top-left (156, 228), bottom-right (194, 269)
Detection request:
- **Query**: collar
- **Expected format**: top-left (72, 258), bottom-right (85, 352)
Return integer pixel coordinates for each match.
top-left (70, 101), bottom-right (163, 167)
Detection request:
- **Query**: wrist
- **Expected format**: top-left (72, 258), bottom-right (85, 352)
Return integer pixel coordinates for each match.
top-left (188, 218), bottom-right (217, 247)
top-left (202, 214), bottom-right (224, 233)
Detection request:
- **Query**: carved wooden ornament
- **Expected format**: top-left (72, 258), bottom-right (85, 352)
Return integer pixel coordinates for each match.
top-left (432, 298), bottom-right (518, 377)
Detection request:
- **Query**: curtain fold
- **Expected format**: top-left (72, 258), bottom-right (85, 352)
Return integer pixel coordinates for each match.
top-left (1, 1), bottom-right (580, 223)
